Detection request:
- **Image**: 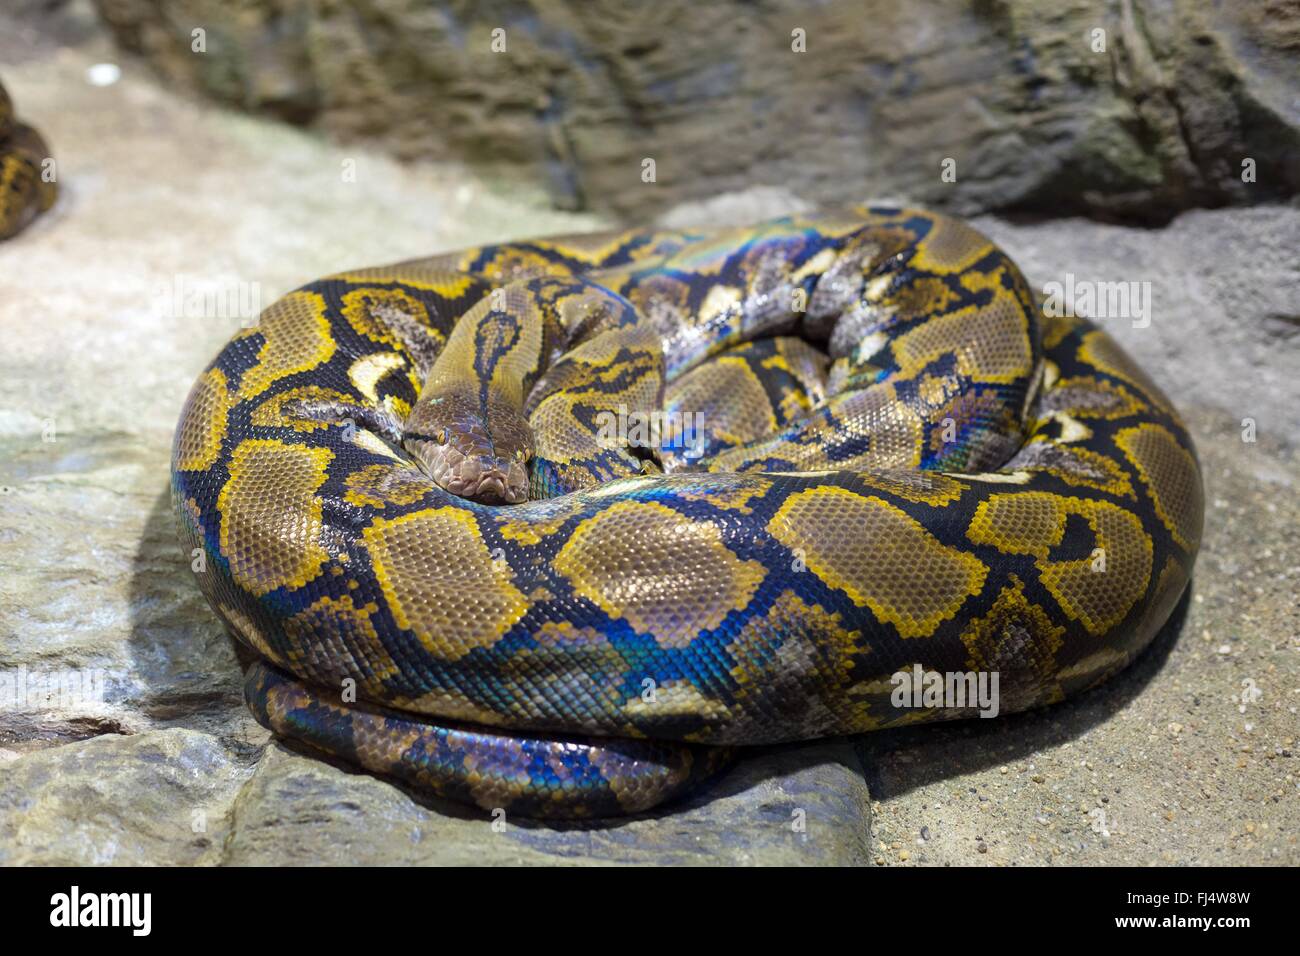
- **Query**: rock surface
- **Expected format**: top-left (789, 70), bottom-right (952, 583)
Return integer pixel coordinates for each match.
top-left (84, 0), bottom-right (1300, 222)
top-left (0, 5), bottom-right (1296, 865)
top-left (0, 9), bottom-right (871, 866)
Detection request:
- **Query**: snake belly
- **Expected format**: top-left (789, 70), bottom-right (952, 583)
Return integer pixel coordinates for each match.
top-left (171, 206), bottom-right (1204, 818)
top-left (0, 81), bottom-right (57, 240)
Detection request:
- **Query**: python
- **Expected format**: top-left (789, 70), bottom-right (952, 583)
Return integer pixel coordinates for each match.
top-left (172, 206), bottom-right (1203, 817)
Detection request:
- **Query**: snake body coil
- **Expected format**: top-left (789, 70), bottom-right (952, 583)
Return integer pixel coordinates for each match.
top-left (0, 81), bottom-right (56, 240)
top-left (172, 207), bottom-right (1203, 817)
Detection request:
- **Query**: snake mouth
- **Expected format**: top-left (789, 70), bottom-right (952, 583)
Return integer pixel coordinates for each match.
top-left (426, 444), bottom-right (530, 505)
top-left (401, 390), bottom-right (535, 505)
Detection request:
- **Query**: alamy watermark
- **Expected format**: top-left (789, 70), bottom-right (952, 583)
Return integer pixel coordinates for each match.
top-left (152, 274), bottom-right (262, 327)
top-left (595, 405), bottom-right (707, 459)
top-left (50, 886), bottom-right (151, 936)
top-left (890, 665), bottom-right (1000, 718)
top-left (1042, 273), bottom-right (1151, 329)
top-left (0, 666), bottom-right (111, 711)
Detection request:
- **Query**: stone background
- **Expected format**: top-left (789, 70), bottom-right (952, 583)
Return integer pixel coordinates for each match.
top-left (86, 0), bottom-right (1300, 221)
top-left (0, 1), bottom-right (1296, 865)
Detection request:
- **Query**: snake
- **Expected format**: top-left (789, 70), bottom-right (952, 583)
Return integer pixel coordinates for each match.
top-left (0, 81), bottom-right (57, 240)
top-left (171, 206), bottom-right (1204, 818)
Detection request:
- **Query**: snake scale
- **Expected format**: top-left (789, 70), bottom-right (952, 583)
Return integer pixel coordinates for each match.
top-left (172, 205), bottom-right (1204, 818)
top-left (0, 81), bottom-right (57, 240)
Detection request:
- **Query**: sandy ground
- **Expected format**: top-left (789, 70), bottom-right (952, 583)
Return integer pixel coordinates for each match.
top-left (0, 9), bottom-right (1295, 865)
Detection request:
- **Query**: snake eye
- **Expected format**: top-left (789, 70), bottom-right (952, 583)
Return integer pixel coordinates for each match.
top-left (437, 429), bottom-right (448, 444)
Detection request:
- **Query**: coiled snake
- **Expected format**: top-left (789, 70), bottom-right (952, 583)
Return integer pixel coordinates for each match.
top-left (0, 81), bottom-right (57, 239)
top-left (172, 206), bottom-right (1203, 817)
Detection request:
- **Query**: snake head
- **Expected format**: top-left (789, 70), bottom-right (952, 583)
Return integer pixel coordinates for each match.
top-left (403, 391), bottom-right (533, 505)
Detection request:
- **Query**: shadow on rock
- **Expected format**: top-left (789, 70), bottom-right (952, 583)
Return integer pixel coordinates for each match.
top-left (126, 486), bottom-right (248, 736)
top-left (856, 588), bottom-right (1193, 800)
